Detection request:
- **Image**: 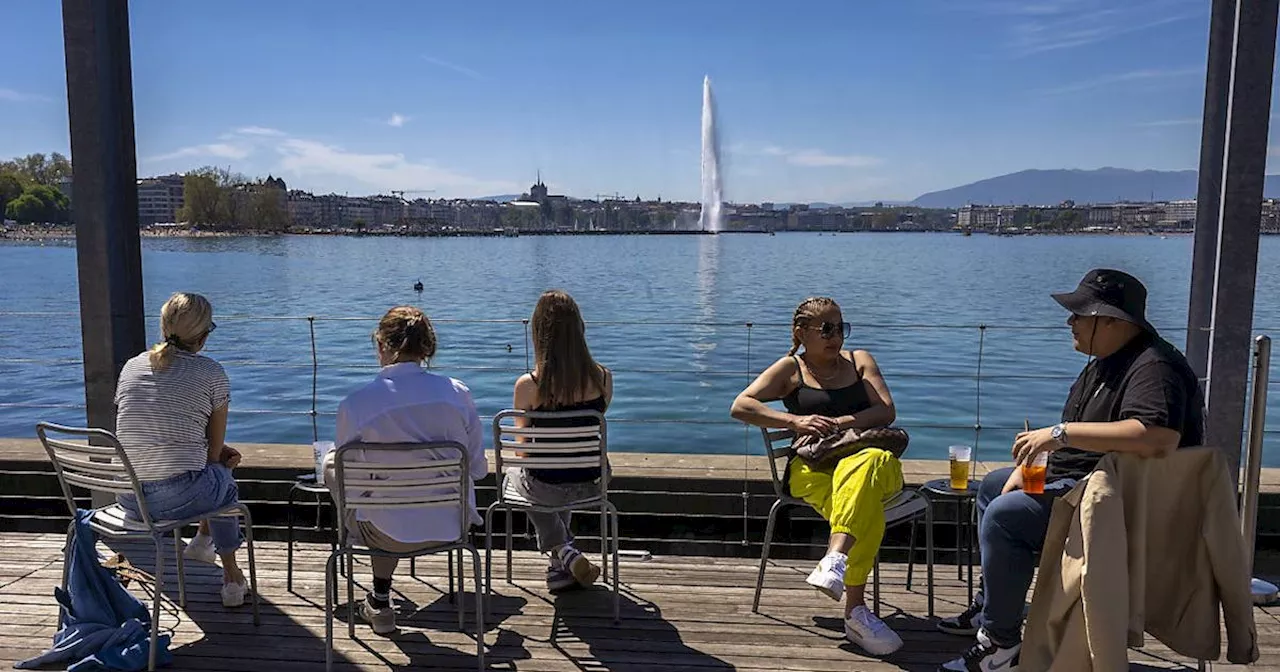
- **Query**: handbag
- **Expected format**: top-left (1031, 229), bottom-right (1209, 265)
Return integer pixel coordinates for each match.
top-left (791, 426), bottom-right (910, 469)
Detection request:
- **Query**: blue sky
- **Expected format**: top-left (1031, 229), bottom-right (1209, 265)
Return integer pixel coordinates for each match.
top-left (0, 0), bottom-right (1261, 202)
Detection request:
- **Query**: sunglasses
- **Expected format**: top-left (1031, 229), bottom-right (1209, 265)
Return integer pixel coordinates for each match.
top-left (203, 322), bottom-right (217, 337)
top-left (805, 321), bottom-right (851, 339)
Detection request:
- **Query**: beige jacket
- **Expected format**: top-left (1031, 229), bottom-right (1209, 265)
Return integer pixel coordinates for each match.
top-left (1021, 448), bottom-right (1258, 671)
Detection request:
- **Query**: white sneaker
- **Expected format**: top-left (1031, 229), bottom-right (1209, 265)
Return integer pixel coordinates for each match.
top-left (183, 534), bottom-right (217, 565)
top-left (805, 553), bottom-right (847, 601)
top-left (220, 581), bottom-right (247, 607)
top-left (939, 628), bottom-right (1021, 671)
top-left (845, 605), bottom-right (904, 656)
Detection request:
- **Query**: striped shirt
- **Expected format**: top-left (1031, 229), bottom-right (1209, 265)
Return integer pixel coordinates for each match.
top-left (114, 350), bottom-right (231, 482)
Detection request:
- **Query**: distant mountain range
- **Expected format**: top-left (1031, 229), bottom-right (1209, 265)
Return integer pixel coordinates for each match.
top-left (910, 168), bottom-right (1280, 208)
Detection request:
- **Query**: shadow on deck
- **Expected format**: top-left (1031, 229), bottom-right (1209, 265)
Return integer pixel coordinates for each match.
top-left (0, 533), bottom-right (1271, 671)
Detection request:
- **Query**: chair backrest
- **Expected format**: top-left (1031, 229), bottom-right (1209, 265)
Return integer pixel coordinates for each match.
top-left (492, 408), bottom-right (608, 501)
top-left (759, 427), bottom-right (795, 500)
top-left (331, 441), bottom-right (471, 546)
top-left (36, 422), bottom-right (152, 526)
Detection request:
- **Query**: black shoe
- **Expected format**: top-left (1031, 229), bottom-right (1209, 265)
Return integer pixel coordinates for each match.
top-left (939, 629), bottom-right (1020, 672)
top-left (936, 600), bottom-right (983, 636)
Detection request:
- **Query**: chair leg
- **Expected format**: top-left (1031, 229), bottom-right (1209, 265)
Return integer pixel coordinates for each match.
top-left (150, 539), bottom-right (166, 672)
top-left (600, 504), bottom-right (609, 581)
top-left (59, 521), bottom-right (74, 627)
top-left (241, 506), bottom-right (260, 626)
top-left (455, 549), bottom-right (465, 632)
top-left (347, 551), bottom-right (356, 640)
top-left (925, 499), bottom-right (936, 618)
top-left (906, 518), bottom-right (918, 591)
top-left (325, 552), bottom-right (337, 672)
top-left (505, 509), bottom-right (514, 584)
top-left (484, 504), bottom-right (497, 617)
top-left (173, 529), bottom-right (186, 609)
top-left (873, 555), bottom-right (881, 617)
top-left (469, 546), bottom-right (486, 672)
top-left (753, 499), bottom-right (784, 614)
top-left (609, 505), bottom-right (621, 624)
top-left (286, 486), bottom-right (297, 592)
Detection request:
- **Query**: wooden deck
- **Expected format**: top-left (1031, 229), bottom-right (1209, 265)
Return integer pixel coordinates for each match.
top-left (0, 532), bottom-right (1275, 671)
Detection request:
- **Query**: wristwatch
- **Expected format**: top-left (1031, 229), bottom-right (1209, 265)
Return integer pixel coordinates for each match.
top-left (1050, 422), bottom-right (1068, 447)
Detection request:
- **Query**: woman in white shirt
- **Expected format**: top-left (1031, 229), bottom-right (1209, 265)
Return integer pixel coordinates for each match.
top-left (331, 306), bottom-right (487, 634)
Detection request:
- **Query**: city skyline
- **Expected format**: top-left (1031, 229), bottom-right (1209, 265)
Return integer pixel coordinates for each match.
top-left (1, 0), bottom-right (1271, 202)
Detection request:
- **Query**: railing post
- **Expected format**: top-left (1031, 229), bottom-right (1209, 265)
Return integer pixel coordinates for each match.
top-left (522, 319), bottom-right (530, 372)
top-left (742, 321), bottom-right (753, 547)
top-left (974, 324), bottom-right (987, 459)
top-left (1241, 335), bottom-right (1270, 570)
top-left (308, 316), bottom-right (319, 443)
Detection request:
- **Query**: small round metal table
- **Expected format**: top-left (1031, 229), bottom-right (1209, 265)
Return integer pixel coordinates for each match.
top-left (917, 477), bottom-right (980, 604)
top-left (285, 473), bottom-right (340, 592)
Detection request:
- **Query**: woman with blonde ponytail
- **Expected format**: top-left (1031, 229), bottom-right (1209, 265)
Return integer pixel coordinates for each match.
top-left (115, 292), bottom-right (251, 608)
top-left (730, 297), bottom-right (906, 657)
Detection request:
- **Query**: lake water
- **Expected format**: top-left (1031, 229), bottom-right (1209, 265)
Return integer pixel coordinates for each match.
top-left (2, 233), bottom-right (1278, 465)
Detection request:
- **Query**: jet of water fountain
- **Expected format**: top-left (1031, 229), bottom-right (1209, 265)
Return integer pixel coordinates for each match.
top-left (698, 76), bottom-right (724, 234)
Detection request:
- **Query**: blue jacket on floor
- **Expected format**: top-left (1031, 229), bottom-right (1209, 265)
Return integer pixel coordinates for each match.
top-left (15, 509), bottom-right (173, 671)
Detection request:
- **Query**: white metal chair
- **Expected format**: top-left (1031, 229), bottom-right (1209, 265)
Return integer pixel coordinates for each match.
top-left (753, 427), bottom-right (935, 617)
top-left (325, 441), bottom-right (484, 671)
top-left (37, 422), bottom-right (261, 672)
top-left (486, 409), bottom-right (620, 623)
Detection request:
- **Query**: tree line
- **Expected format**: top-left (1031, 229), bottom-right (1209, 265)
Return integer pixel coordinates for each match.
top-left (1, 153), bottom-right (72, 225)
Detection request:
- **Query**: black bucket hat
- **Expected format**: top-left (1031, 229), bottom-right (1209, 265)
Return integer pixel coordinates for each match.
top-left (1051, 269), bottom-right (1156, 334)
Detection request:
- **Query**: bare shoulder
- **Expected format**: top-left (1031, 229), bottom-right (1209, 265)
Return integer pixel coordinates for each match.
top-left (514, 372), bottom-right (537, 394)
top-left (847, 349), bottom-right (880, 370)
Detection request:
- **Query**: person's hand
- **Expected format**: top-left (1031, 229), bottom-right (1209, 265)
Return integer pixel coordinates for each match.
top-left (219, 445), bottom-right (242, 469)
top-left (1011, 427), bottom-right (1058, 466)
top-left (789, 415), bottom-right (840, 437)
top-left (1001, 466), bottom-right (1024, 495)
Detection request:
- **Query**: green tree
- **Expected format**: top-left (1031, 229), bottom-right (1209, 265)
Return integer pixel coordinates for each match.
top-left (248, 184), bottom-right (287, 231)
top-left (353, 218), bottom-right (367, 234)
top-left (0, 152), bottom-right (72, 185)
top-left (0, 173), bottom-right (24, 216)
top-left (5, 193), bottom-right (46, 223)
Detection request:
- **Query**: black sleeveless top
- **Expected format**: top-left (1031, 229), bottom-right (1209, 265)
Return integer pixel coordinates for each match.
top-left (528, 395), bottom-right (608, 485)
top-left (781, 354), bottom-right (873, 417)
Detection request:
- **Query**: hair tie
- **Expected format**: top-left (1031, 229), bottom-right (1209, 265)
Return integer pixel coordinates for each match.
top-left (165, 334), bottom-right (184, 349)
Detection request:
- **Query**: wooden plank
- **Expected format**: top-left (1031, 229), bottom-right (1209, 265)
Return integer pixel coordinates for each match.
top-left (0, 532), bottom-right (1268, 672)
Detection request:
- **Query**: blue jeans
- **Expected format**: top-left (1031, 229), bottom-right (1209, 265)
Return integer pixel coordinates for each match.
top-left (972, 466), bottom-right (1077, 647)
top-left (118, 462), bottom-right (243, 553)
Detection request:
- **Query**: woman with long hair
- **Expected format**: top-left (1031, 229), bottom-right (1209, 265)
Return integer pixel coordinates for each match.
top-left (731, 297), bottom-right (905, 656)
top-left (332, 306), bottom-right (486, 634)
top-left (507, 290), bottom-right (612, 593)
top-left (115, 292), bottom-right (249, 607)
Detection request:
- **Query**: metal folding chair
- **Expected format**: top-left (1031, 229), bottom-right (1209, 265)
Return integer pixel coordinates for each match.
top-left (752, 427), bottom-right (935, 617)
top-left (37, 422), bottom-right (260, 672)
top-left (485, 409), bottom-right (620, 623)
top-left (324, 441), bottom-right (484, 671)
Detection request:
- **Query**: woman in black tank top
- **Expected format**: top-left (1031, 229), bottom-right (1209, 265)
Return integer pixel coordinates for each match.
top-left (730, 297), bottom-right (908, 656)
top-left (508, 290), bottom-right (611, 594)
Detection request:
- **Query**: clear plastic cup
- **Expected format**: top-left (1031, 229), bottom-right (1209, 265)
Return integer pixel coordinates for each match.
top-left (948, 445), bottom-right (972, 490)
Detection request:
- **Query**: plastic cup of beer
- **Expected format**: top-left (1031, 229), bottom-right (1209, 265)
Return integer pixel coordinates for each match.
top-left (1022, 452), bottom-right (1049, 494)
top-left (313, 441), bottom-right (335, 484)
top-left (948, 445), bottom-right (972, 490)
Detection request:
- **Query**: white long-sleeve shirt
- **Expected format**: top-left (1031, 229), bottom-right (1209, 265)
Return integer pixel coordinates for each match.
top-left (334, 363), bottom-right (487, 544)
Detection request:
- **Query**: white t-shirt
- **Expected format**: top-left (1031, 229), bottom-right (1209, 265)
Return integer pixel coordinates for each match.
top-left (335, 363), bottom-right (487, 544)
top-left (114, 350), bottom-right (230, 481)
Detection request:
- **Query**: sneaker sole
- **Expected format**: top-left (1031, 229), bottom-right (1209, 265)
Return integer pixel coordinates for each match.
top-left (935, 621), bottom-right (980, 636)
top-left (847, 632), bottom-right (904, 657)
top-left (183, 547), bottom-right (218, 565)
top-left (359, 607), bottom-right (397, 634)
top-left (569, 556), bottom-right (601, 587)
top-left (805, 574), bottom-right (844, 601)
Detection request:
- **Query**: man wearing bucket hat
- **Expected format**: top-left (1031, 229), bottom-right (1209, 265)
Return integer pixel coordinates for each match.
top-left (940, 269), bottom-right (1204, 672)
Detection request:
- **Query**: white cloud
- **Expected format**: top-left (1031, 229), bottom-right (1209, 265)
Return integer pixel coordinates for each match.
top-left (0, 87), bottom-right (50, 103)
top-left (386, 113), bottom-right (409, 128)
top-left (961, 0), bottom-right (1200, 56)
top-left (149, 142), bottom-right (253, 162)
top-left (275, 138), bottom-right (521, 197)
top-left (731, 143), bottom-right (880, 168)
top-left (1134, 118), bottom-right (1201, 128)
top-left (422, 55), bottom-right (485, 80)
top-left (1038, 66), bottom-right (1201, 95)
top-left (233, 126), bottom-right (285, 137)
